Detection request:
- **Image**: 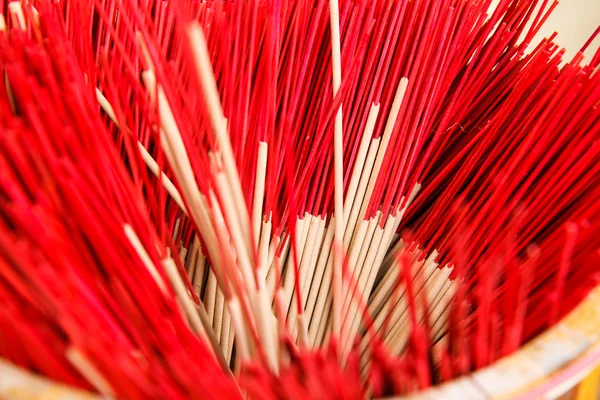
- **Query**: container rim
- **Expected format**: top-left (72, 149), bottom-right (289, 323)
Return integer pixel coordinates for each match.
top-left (2, 286), bottom-right (600, 399)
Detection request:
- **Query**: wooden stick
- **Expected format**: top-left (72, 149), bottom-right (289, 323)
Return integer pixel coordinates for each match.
top-left (343, 103), bottom-right (380, 228)
top-left (220, 305), bottom-right (231, 348)
top-left (329, 0), bottom-right (345, 340)
top-left (280, 216), bottom-right (307, 317)
top-left (123, 224), bottom-right (168, 294)
top-left (289, 215), bottom-right (321, 336)
top-left (343, 185), bottom-right (421, 350)
top-left (7, 2), bottom-right (25, 31)
top-left (194, 303), bottom-right (233, 373)
top-left (214, 288), bottom-right (225, 338)
top-left (65, 348), bottom-right (115, 398)
top-left (343, 137), bottom-right (381, 246)
top-left (252, 141), bottom-right (268, 245)
top-left (227, 297), bottom-right (250, 362)
top-left (258, 217), bottom-right (272, 281)
top-left (162, 257), bottom-right (209, 341)
top-left (205, 269), bottom-right (218, 324)
top-left (305, 219), bottom-right (335, 346)
top-left (350, 78), bottom-right (409, 244)
top-left (141, 71), bottom-right (225, 279)
top-left (300, 217), bottom-right (327, 308)
top-left (253, 283), bottom-right (279, 371)
top-left (95, 88), bottom-right (187, 212)
top-left (186, 23), bottom-right (253, 259)
top-left (214, 171), bottom-right (255, 294)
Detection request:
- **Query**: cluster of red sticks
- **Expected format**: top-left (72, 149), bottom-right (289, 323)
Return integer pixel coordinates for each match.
top-left (0, 0), bottom-right (598, 398)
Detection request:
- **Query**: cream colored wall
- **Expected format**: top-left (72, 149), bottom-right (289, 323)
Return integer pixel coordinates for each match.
top-left (489, 0), bottom-right (600, 61)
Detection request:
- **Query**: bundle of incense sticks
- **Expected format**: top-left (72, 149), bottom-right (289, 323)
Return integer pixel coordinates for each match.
top-left (0, 0), bottom-right (599, 398)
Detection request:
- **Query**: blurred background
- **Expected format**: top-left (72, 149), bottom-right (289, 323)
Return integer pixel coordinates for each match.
top-left (490, 0), bottom-right (600, 60)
